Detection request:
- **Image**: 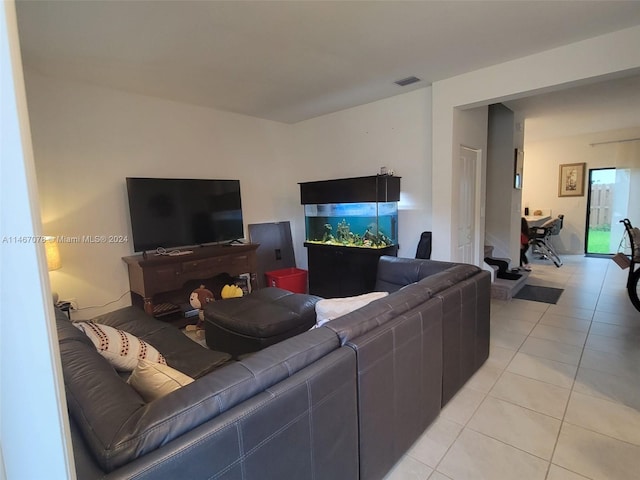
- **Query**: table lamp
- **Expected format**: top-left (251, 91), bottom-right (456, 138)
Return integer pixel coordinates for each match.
top-left (44, 236), bottom-right (62, 303)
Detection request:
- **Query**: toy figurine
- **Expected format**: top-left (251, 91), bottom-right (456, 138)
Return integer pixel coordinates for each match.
top-left (185, 284), bottom-right (214, 336)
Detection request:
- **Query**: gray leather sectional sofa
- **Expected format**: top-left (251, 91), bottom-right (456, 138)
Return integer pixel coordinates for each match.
top-left (57, 256), bottom-right (490, 480)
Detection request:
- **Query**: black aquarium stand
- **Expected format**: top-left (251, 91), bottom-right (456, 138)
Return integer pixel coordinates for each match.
top-left (305, 243), bottom-right (398, 298)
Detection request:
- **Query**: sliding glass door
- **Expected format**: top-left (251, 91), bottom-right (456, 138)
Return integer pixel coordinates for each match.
top-left (586, 167), bottom-right (631, 255)
top-left (586, 168), bottom-right (614, 254)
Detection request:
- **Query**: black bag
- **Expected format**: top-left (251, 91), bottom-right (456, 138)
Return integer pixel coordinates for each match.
top-left (484, 257), bottom-right (522, 280)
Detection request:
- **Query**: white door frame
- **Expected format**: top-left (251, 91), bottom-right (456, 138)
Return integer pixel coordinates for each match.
top-left (458, 145), bottom-right (483, 265)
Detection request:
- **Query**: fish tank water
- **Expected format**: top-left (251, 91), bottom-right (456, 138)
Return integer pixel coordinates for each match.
top-left (304, 201), bottom-right (398, 248)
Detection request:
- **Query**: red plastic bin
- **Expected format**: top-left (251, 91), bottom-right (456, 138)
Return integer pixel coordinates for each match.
top-left (265, 268), bottom-right (308, 294)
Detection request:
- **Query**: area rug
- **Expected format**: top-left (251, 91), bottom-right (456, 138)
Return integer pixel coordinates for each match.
top-left (513, 285), bottom-right (564, 304)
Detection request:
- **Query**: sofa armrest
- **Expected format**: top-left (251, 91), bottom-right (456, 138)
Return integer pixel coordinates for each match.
top-left (325, 282), bottom-right (432, 345)
top-left (328, 262), bottom-right (482, 346)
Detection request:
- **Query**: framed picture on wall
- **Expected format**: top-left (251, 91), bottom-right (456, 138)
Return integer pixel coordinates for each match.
top-left (558, 162), bottom-right (586, 197)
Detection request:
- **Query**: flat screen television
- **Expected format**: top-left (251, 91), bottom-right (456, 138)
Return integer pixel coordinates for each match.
top-left (126, 177), bottom-right (244, 252)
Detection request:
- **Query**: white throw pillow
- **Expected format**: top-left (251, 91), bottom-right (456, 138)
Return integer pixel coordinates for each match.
top-left (127, 359), bottom-right (194, 402)
top-left (315, 291), bottom-right (389, 327)
top-left (74, 322), bottom-right (166, 371)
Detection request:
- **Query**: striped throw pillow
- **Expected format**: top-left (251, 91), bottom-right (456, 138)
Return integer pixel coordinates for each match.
top-left (74, 322), bottom-right (166, 371)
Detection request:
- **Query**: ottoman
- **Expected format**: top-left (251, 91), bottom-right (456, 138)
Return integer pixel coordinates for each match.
top-left (203, 287), bottom-right (322, 358)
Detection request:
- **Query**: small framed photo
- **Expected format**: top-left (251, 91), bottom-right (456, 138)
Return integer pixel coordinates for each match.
top-left (558, 162), bottom-right (586, 197)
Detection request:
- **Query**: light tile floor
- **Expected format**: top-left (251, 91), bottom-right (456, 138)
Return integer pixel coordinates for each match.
top-left (384, 255), bottom-right (640, 480)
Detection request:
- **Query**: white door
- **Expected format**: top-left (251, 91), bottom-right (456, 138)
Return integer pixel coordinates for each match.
top-left (458, 146), bottom-right (480, 264)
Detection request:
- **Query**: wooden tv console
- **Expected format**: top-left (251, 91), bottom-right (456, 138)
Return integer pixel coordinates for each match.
top-left (122, 244), bottom-right (259, 317)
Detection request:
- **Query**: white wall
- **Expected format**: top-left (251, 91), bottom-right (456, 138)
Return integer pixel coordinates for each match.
top-left (1, 2), bottom-right (72, 477)
top-left (484, 104), bottom-right (526, 265)
top-left (25, 72), bottom-right (431, 316)
top-left (486, 104), bottom-right (516, 260)
top-left (26, 71), bottom-right (292, 318)
top-left (290, 87), bottom-right (432, 263)
top-left (522, 126), bottom-right (640, 254)
top-left (432, 24), bottom-right (640, 261)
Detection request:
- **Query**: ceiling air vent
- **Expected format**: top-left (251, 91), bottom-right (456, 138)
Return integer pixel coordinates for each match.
top-left (394, 76), bottom-right (421, 87)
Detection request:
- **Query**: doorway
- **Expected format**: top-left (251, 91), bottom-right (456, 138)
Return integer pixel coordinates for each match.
top-left (586, 168), bottom-right (614, 254)
top-left (585, 167), bottom-right (629, 255)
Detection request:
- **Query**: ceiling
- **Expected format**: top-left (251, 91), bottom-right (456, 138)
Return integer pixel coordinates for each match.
top-left (504, 73), bottom-right (640, 142)
top-left (14, 0), bottom-right (640, 126)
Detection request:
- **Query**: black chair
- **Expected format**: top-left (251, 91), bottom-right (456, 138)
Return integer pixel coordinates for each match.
top-left (415, 231), bottom-right (432, 259)
top-left (529, 215), bottom-right (564, 267)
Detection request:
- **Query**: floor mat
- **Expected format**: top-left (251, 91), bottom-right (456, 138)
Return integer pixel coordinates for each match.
top-left (513, 285), bottom-right (564, 304)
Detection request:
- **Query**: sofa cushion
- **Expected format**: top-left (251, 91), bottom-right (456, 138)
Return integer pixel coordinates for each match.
top-left (74, 321), bottom-right (167, 371)
top-left (127, 359), bottom-right (194, 402)
top-left (91, 306), bottom-right (231, 378)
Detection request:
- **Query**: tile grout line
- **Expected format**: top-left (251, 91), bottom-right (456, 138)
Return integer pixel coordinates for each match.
top-left (404, 258), bottom-right (633, 480)
top-left (432, 295), bottom-right (549, 478)
top-left (510, 266), bottom-right (596, 480)
top-left (542, 265), bottom-right (599, 480)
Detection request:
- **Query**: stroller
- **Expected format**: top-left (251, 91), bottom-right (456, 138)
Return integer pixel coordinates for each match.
top-left (529, 215), bottom-right (564, 267)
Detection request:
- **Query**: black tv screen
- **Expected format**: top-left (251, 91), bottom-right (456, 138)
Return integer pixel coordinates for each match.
top-left (126, 177), bottom-right (244, 252)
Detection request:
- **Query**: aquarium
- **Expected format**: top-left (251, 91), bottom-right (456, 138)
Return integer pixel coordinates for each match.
top-left (304, 201), bottom-right (398, 248)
